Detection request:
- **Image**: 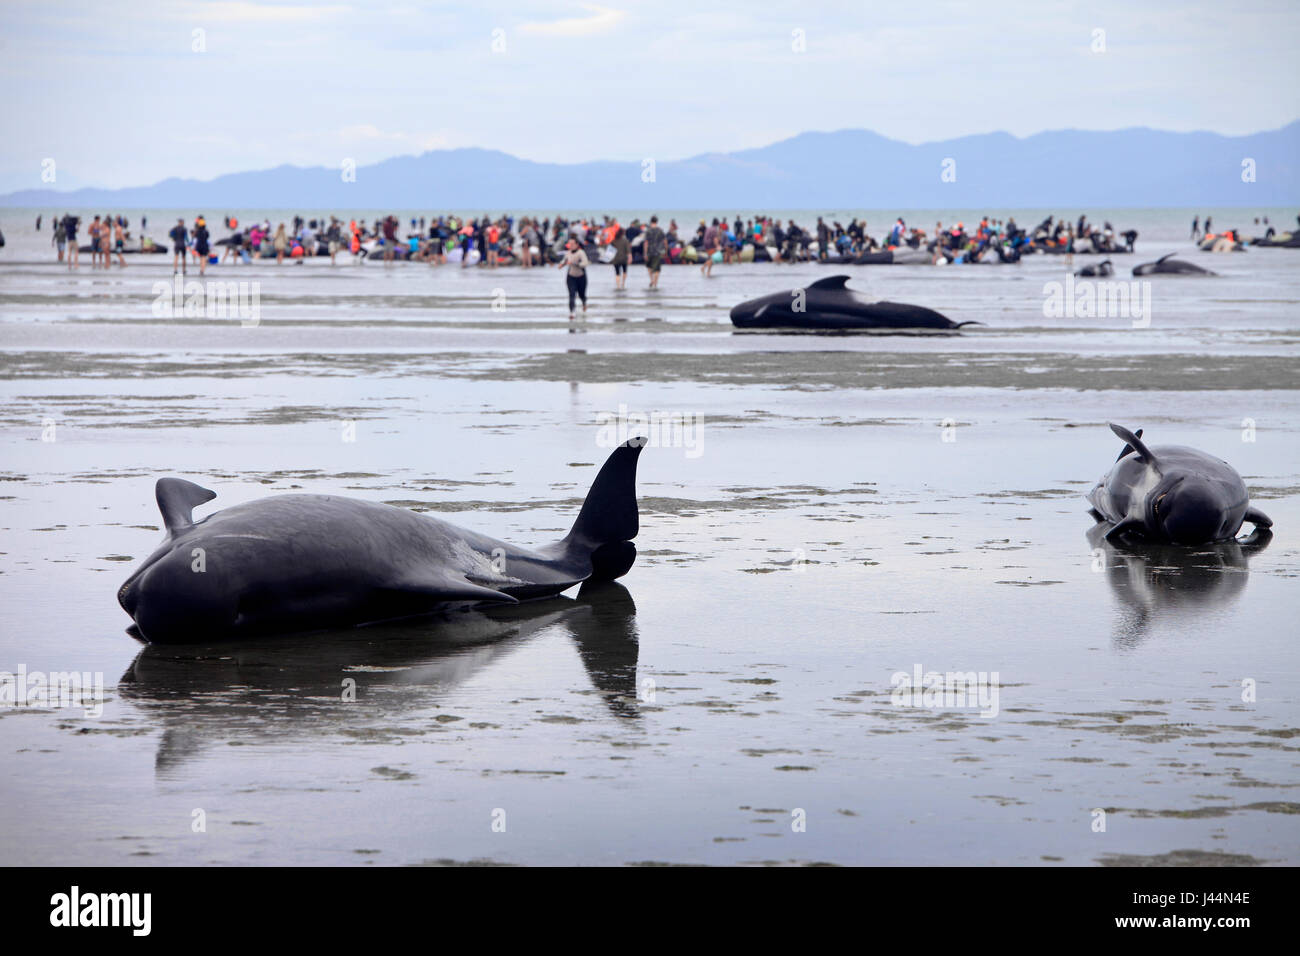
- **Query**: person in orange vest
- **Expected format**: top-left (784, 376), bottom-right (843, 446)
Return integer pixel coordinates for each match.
top-left (486, 221), bottom-right (500, 268)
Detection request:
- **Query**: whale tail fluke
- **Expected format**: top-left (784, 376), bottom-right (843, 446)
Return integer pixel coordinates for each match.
top-left (954, 320), bottom-right (984, 328)
top-left (562, 438), bottom-right (645, 581)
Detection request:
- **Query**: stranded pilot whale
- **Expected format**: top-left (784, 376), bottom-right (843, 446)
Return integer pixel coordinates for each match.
top-left (118, 440), bottom-right (645, 643)
top-left (1132, 253), bottom-right (1216, 276)
top-left (1086, 423), bottom-right (1271, 544)
top-left (729, 275), bottom-right (978, 330)
top-left (1075, 259), bottom-right (1113, 277)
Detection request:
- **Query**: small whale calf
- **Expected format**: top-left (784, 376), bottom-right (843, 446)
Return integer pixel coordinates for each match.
top-left (1087, 423), bottom-right (1271, 544)
top-left (119, 440), bottom-right (645, 643)
top-left (1075, 259), bottom-right (1113, 277)
top-left (730, 275), bottom-right (977, 330)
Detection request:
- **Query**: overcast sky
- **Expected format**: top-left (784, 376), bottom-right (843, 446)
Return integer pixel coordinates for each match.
top-left (2, 0), bottom-right (1298, 192)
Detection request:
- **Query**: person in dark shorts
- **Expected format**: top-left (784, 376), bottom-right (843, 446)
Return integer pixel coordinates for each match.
top-left (112, 218), bottom-right (126, 268)
top-left (62, 214), bottom-right (80, 268)
top-left (193, 216), bottom-right (211, 275)
top-left (611, 226), bottom-right (630, 290)
top-left (169, 218), bottom-right (188, 274)
top-left (643, 215), bottom-right (666, 289)
top-left (89, 215), bottom-right (103, 268)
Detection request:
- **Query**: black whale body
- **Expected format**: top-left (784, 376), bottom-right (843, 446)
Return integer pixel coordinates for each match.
top-left (1132, 253), bottom-right (1216, 276)
top-left (78, 243), bottom-right (169, 254)
top-left (118, 441), bottom-right (645, 643)
top-left (1075, 259), bottom-right (1114, 277)
top-left (1086, 423), bottom-right (1271, 545)
top-left (730, 275), bottom-right (975, 330)
top-left (831, 248), bottom-right (933, 265)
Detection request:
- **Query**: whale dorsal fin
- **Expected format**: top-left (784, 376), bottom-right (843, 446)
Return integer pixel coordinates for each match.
top-left (156, 478), bottom-right (216, 534)
top-left (1114, 426), bottom-right (1144, 461)
top-left (1156, 253), bottom-right (1175, 263)
top-left (807, 275), bottom-right (851, 291)
top-left (1108, 423), bottom-right (1157, 467)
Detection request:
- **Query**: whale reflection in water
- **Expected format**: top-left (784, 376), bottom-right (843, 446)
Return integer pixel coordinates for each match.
top-left (1086, 524), bottom-right (1272, 647)
top-left (118, 581), bottom-right (640, 775)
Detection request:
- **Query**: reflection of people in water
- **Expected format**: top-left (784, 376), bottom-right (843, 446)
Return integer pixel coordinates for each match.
top-left (1087, 524), bottom-right (1271, 648)
top-left (118, 581), bottom-right (639, 775)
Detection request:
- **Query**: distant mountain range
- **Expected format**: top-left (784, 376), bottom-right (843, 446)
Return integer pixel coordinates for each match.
top-left (5, 124), bottom-right (1297, 209)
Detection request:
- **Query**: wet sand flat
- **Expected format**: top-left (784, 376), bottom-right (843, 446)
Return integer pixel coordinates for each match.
top-left (1, 223), bottom-right (1297, 865)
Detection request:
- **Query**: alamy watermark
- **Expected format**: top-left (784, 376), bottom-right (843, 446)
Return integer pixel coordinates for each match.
top-left (890, 663), bottom-right (1000, 718)
top-left (1042, 274), bottom-right (1152, 326)
top-left (50, 886), bottom-right (150, 936)
top-left (1, 665), bottom-right (105, 717)
top-left (596, 403), bottom-right (704, 458)
top-left (152, 276), bottom-right (261, 326)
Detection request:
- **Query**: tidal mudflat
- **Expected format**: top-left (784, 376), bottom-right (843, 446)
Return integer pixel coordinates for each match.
top-left (1, 221), bottom-right (1297, 865)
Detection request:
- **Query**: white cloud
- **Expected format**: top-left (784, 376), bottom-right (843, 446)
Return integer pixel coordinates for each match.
top-left (171, 1), bottom-right (352, 22)
top-left (520, 4), bottom-right (627, 37)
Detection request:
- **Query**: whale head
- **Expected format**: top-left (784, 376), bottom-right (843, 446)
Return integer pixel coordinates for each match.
top-left (118, 478), bottom-right (239, 642)
top-left (119, 539), bottom-right (238, 642)
top-left (1148, 476), bottom-right (1227, 544)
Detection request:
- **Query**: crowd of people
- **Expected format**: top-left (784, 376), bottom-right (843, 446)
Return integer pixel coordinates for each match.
top-left (47, 212), bottom-right (143, 269)
top-left (35, 208), bottom-right (1147, 319)
top-left (39, 209), bottom-right (1143, 274)
top-left (36, 206), bottom-right (1294, 320)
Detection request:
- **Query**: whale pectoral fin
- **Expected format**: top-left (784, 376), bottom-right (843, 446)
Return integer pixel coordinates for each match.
top-left (1108, 423), bottom-right (1157, 467)
top-left (156, 478), bottom-right (216, 534)
top-left (384, 571), bottom-right (519, 607)
top-left (1104, 519), bottom-right (1144, 542)
top-left (1239, 527), bottom-right (1273, 554)
top-left (1114, 426), bottom-right (1144, 462)
top-left (1243, 506), bottom-right (1273, 530)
